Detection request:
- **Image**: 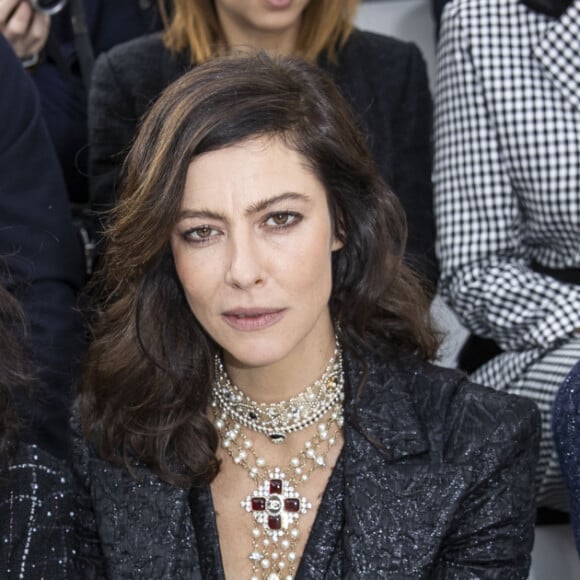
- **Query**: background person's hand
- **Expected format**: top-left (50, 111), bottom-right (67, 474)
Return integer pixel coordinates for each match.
top-left (0, 0), bottom-right (50, 61)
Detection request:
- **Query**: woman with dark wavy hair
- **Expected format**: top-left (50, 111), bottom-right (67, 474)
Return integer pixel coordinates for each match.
top-left (76, 53), bottom-right (540, 578)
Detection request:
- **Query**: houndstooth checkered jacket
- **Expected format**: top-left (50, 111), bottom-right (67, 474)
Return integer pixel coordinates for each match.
top-left (435, 0), bottom-right (580, 354)
top-left (434, 0), bottom-right (580, 507)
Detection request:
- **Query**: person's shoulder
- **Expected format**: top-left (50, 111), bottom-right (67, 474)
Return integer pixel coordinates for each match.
top-left (397, 354), bottom-right (538, 422)
top-left (92, 32), bottom-right (187, 105)
top-left (6, 443), bottom-right (70, 483)
top-left (372, 354), bottom-right (540, 457)
top-left (341, 28), bottom-right (423, 65)
top-left (99, 31), bottom-right (169, 70)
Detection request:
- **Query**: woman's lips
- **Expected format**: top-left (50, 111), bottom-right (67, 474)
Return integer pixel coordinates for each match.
top-left (266, 0), bottom-right (293, 8)
top-left (222, 308), bottom-right (286, 331)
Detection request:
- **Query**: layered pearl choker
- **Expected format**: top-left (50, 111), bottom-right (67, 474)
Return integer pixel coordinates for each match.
top-left (212, 340), bottom-right (343, 444)
top-left (211, 343), bottom-right (345, 580)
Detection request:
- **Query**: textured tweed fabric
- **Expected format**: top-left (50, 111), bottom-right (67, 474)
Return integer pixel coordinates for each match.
top-left (0, 444), bottom-right (73, 578)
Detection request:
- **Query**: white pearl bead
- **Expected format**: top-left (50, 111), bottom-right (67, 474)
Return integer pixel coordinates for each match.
top-left (288, 552), bottom-right (296, 562)
top-left (295, 467), bottom-right (302, 475)
top-left (290, 457), bottom-right (299, 467)
top-left (281, 539), bottom-right (290, 550)
top-left (290, 528), bottom-right (299, 539)
top-left (256, 458), bottom-right (266, 467)
top-left (244, 440), bottom-right (253, 448)
top-left (271, 552), bottom-right (279, 560)
top-left (261, 558), bottom-right (271, 569)
top-left (306, 449), bottom-right (316, 458)
top-left (215, 419), bottom-right (224, 429)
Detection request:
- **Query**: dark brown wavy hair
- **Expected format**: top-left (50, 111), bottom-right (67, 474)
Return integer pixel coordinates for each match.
top-left (81, 52), bottom-right (440, 486)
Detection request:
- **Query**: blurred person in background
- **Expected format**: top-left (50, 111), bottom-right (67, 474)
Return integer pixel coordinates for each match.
top-left (0, 0), bottom-right (161, 207)
top-left (434, 0), bottom-right (580, 512)
top-left (0, 32), bottom-right (85, 458)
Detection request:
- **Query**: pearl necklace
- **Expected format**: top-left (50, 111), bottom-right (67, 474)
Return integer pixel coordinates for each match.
top-left (212, 339), bottom-right (342, 444)
top-left (211, 347), bottom-right (345, 580)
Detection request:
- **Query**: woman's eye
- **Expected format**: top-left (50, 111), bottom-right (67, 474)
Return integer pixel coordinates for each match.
top-left (195, 226), bottom-right (213, 238)
top-left (265, 212), bottom-right (300, 228)
top-left (183, 225), bottom-right (218, 243)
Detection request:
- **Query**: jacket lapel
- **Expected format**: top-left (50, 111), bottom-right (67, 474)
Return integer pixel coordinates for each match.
top-left (532, 1), bottom-right (580, 111)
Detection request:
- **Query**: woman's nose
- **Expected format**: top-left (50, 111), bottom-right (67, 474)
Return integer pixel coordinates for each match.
top-left (225, 234), bottom-right (265, 289)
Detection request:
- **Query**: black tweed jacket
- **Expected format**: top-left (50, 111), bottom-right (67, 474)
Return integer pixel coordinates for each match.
top-left (73, 351), bottom-right (540, 578)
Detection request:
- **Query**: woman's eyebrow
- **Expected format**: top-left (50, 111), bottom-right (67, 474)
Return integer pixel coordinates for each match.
top-left (177, 208), bottom-right (226, 221)
top-left (245, 192), bottom-right (311, 215)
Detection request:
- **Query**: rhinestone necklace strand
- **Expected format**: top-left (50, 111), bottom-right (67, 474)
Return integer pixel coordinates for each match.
top-left (212, 337), bottom-right (342, 444)
top-left (211, 345), bottom-right (345, 580)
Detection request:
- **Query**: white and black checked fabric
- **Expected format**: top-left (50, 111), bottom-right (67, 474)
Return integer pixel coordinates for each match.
top-left (434, 0), bottom-right (580, 509)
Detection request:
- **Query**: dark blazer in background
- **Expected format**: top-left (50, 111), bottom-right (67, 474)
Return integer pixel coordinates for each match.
top-left (88, 30), bottom-right (439, 288)
top-left (0, 34), bottom-right (86, 458)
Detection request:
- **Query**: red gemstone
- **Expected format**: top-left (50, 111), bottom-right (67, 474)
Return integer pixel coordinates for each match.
top-left (270, 479), bottom-right (282, 494)
top-left (268, 515), bottom-right (281, 530)
top-left (251, 497), bottom-right (266, 511)
top-left (284, 498), bottom-right (300, 512)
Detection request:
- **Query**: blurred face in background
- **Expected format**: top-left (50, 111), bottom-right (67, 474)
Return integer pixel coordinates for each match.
top-left (215, 0), bottom-right (311, 54)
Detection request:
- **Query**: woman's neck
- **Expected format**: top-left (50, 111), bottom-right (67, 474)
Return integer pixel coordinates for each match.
top-left (219, 16), bottom-right (301, 56)
top-left (222, 331), bottom-right (337, 403)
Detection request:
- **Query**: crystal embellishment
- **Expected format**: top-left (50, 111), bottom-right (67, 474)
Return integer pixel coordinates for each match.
top-left (242, 469), bottom-right (312, 537)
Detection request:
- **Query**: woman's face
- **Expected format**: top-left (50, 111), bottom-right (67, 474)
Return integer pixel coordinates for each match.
top-left (171, 137), bottom-right (341, 373)
top-left (214, 0), bottom-right (311, 53)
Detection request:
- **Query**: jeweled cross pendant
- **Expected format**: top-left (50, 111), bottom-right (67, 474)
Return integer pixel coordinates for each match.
top-left (242, 470), bottom-right (311, 535)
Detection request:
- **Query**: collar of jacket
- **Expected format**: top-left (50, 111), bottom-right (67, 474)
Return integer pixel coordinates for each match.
top-left (342, 350), bottom-right (430, 462)
top-left (533, 0), bottom-right (580, 110)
